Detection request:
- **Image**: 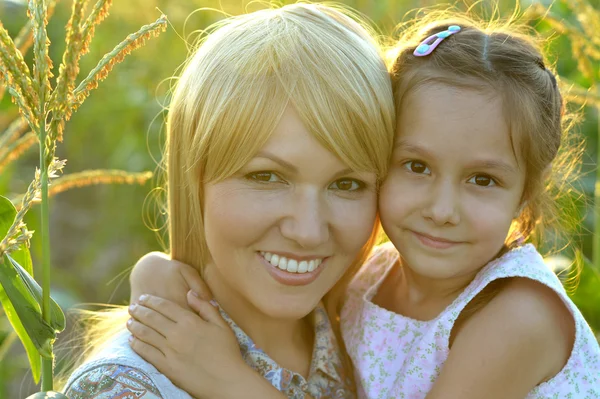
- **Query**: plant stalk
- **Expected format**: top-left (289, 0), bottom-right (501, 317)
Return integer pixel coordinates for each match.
top-left (595, 86), bottom-right (600, 269)
top-left (38, 58), bottom-right (53, 395)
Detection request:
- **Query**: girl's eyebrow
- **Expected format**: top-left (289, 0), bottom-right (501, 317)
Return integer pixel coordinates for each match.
top-left (465, 160), bottom-right (518, 174)
top-left (393, 141), bottom-right (433, 158)
top-left (394, 141), bottom-right (518, 174)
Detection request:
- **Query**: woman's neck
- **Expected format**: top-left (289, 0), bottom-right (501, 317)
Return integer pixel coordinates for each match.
top-left (203, 263), bottom-right (314, 377)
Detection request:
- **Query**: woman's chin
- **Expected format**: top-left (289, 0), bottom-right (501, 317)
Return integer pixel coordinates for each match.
top-left (253, 294), bottom-right (321, 321)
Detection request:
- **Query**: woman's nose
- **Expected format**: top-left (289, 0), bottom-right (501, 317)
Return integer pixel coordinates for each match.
top-left (280, 191), bottom-right (330, 248)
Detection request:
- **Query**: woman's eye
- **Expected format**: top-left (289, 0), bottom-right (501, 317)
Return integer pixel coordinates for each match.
top-left (468, 174), bottom-right (496, 187)
top-left (403, 161), bottom-right (430, 175)
top-left (330, 178), bottom-right (363, 191)
top-left (246, 172), bottom-right (281, 183)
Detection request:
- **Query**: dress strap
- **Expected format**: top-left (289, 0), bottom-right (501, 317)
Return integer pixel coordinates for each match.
top-left (443, 244), bottom-right (565, 327)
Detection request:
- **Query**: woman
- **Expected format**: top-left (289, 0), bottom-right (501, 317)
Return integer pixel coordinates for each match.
top-left (63, 3), bottom-right (394, 398)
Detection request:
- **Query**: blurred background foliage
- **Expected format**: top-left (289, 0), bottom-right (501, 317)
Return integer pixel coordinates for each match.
top-left (0, 0), bottom-right (598, 397)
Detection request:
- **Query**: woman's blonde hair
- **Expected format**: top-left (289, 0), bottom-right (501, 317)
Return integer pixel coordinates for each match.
top-left (63, 2), bottom-right (394, 385)
top-left (169, 2), bottom-right (394, 273)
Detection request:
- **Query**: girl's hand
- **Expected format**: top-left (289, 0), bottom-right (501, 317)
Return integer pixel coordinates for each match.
top-left (127, 291), bottom-right (286, 399)
top-left (129, 252), bottom-right (212, 309)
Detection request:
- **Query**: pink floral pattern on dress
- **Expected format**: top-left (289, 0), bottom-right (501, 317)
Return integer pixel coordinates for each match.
top-left (341, 242), bottom-right (600, 399)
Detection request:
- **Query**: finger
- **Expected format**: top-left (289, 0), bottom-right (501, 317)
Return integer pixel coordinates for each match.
top-left (137, 294), bottom-right (188, 322)
top-left (179, 265), bottom-right (213, 301)
top-left (187, 291), bottom-right (228, 328)
top-left (129, 303), bottom-right (176, 337)
top-left (129, 335), bottom-right (165, 365)
top-left (127, 317), bottom-right (166, 348)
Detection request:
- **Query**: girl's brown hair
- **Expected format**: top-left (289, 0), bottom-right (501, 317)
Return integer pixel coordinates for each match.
top-left (388, 11), bottom-right (581, 249)
top-left (387, 10), bottom-right (582, 334)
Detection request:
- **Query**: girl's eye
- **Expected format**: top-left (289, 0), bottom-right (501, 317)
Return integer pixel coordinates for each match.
top-left (403, 161), bottom-right (430, 175)
top-left (329, 178), bottom-right (364, 192)
top-left (468, 174), bottom-right (496, 187)
top-left (246, 171), bottom-right (281, 183)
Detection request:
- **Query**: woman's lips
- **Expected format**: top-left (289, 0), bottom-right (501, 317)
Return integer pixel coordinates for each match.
top-left (258, 253), bottom-right (328, 286)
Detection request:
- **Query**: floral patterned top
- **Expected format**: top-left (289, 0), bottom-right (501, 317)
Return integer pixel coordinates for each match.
top-left (341, 242), bottom-right (600, 399)
top-left (64, 302), bottom-right (354, 399)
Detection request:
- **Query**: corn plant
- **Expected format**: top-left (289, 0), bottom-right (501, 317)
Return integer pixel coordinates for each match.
top-left (0, 0), bottom-right (166, 396)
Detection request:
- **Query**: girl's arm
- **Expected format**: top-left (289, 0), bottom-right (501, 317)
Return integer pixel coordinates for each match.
top-left (426, 278), bottom-right (574, 399)
top-left (129, 252), bottom-right (212, 308)
top-left (127, 258), bottom-right (312, 398)
top-left (128, 292), bottom-right (287, 399)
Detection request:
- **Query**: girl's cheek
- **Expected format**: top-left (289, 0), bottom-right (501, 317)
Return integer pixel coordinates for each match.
top-left (380, 174), bottom-right (415, 202)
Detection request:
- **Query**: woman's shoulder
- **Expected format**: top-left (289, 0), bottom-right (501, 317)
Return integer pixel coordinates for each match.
top-left (64, 363), bottom-right (164, 399)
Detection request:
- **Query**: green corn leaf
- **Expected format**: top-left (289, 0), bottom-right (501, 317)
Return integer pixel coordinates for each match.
top-left (0, 196), bottom-right (32, 275)
top-left (0, 195), bottom-right (41, 382)
top-left (4, 254), bottom-right (65, 332)
top-left (0, 254), bottom-right (55, 358)
top-left (0, 288), bottom-right (41, 382)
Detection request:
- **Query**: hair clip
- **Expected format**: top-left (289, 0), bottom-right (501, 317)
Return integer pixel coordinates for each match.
top-left (413, 25), bottom-right (461, 57)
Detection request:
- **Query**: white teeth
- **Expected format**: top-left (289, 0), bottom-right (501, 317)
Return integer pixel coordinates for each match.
top-left (287, 259), bottom-right (298, 272)
top-left (298, 261), bottom-right (308, 273)
top-left (260, 252), bottom-right (324, 274)
top-left (278, 257), bottom-right (287, 271)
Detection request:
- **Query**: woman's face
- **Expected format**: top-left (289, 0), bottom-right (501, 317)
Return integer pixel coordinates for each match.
top-left (202, 106), bottom-right (378, 320)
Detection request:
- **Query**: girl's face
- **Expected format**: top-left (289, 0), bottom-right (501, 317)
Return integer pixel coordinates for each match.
top-left (380, 83), bottom-right (526, 281)
top-left (203, 105), bottom-right (378, 320)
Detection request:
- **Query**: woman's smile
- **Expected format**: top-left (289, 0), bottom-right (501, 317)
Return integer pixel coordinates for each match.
top-left (258, 251), bottom-right (329, 286)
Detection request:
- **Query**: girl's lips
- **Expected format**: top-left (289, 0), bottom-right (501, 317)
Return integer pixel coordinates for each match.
top-left (411, 230), bottom-right (462, 250)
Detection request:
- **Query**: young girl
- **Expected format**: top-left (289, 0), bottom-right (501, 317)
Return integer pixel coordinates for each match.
top-left (125, 13), bottom-right (600, 399)
top-left (341, 16), bottom-right (600, 398)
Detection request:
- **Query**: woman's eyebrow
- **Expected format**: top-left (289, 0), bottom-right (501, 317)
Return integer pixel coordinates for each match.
top-left (255, 151), bottom-right (354, 179)
top-left (255, 151), bottom-right (298, 173)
